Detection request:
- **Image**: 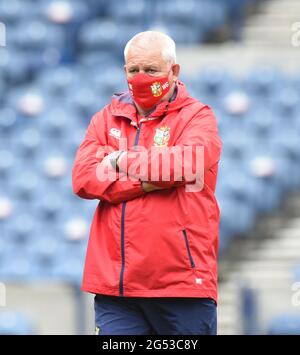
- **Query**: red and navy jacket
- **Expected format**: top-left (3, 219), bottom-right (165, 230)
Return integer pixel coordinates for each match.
top-left (72, 82), bottom-right (222, 302)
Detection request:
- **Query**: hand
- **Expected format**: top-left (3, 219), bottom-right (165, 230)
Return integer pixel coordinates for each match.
top-left (116, 151), bottom-right (126, 170)
top-left (142, 182), bottom-right (164, 193)
top-left (101, 154), bottom-right (114, 171)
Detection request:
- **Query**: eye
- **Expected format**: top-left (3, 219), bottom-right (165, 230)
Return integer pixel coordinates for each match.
top-left (146, 69), bottom-right (157, 74)
top-left (129, 68), bottom-right (138, 74)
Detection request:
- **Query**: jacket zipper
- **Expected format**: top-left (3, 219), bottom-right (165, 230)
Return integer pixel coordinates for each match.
top-left (119, 123), bottom-right (143, 297)
top-left (182, 229), bottom-right (195, 268)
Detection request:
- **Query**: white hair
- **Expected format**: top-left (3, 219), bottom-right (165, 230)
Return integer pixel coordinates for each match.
top-left (124, 31), bottom-right (177, 65)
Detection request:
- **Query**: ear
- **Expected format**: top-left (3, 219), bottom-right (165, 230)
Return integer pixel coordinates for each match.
top-left (123, 65), bottom-right (128, 76)
top-left (171, 64), bottom-right (180, 82)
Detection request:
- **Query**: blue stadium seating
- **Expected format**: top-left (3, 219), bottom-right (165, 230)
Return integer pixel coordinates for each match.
top-left (106, 0), bottom-right (150, 26)
top-left (1, 0), bottom-right (298, 335)
top-left (0, 0), bottom-right (296, 304)
top-left (0, 48), bottom-right (32, 85)
top-left (268, 314), bottom-right (300, 335)
top-left (0, 311), bottom-right (34, 335)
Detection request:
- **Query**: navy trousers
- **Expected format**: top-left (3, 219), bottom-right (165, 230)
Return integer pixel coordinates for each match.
top-left (94, 294), bottom-right (217, 335)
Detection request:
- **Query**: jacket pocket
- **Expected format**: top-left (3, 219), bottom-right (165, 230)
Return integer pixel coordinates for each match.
top-left (182, 229), bottom-right (195, 268)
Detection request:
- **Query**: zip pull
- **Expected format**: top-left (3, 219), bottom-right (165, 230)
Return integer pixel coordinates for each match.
top-left (133, 123), bottom-right (143, 147)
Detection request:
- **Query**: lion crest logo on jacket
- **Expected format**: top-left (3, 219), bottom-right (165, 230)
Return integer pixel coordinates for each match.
top-left (153, 125), bottom-right (171, 147)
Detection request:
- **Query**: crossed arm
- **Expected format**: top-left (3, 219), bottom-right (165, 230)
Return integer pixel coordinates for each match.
top-left (72, 107), bottom-right (222, 204)
top-left (72, 112), bottom-right (166, 205)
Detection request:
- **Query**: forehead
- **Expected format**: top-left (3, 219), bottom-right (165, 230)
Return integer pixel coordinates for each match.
top-left (126, 46), bottom-right (166, 67)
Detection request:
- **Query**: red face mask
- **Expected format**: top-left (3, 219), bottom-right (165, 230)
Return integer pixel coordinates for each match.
top-left (128, 72), bottom-right (172, 111)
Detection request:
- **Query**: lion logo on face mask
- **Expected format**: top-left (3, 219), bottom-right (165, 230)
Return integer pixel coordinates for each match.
top-left (151, 82), bottom-right (163, 97)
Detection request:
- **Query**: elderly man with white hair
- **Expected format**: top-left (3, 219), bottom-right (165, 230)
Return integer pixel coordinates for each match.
top-left (72, 31), bottom-right (222, 335)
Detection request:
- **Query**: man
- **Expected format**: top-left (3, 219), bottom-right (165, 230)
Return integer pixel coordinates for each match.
top-left (72, 31), bottom-right (222, 335)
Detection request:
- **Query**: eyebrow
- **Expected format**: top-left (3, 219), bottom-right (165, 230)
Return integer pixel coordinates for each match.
top-left (144, 65), bottom-right (160, 70)
top-left (127, 64), bottom-right (160, 70)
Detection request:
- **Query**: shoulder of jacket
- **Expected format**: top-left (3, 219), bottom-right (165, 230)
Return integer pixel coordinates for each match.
top-left (186, 102), bottom-right (219, 131)
top-left (193, 101), bottom-right (212, 113)
top-left (91, 104), bottom-right (112, 124)
top-left (183, 99), bottom-right (215, 118)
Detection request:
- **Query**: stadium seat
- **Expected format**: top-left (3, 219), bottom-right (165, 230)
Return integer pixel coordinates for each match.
top-left (195, 67), bottom-right (237, 104)
top-left (13, 20), bottom-right (64, 52)
top-left (0, 311), bottom-right (34, 335)
top-left (107, 0), bottom-right (150, 26)
top-left (78, 51), bottom-right (121, 71)
top-left (0, 48), bottom-right (32, 85)
top-left (35, 193), bottom-right (64, 223)
top-left (0, 107), bottom-right (17, 135)
top-left (244, 67), bottom-right (284, 99)
top-left (0, 251), bottom-right (39, 281)
top-left (217, 189), bottom-right (256, 237)
top-left (78, 19), bottom-right (121, 52)
top-left (268, 314), bottom-right (300, 335)
top-left (0, 195), bottom-right (13, 220)
top-left (52, 255), bottom-right (85, 284)
top-left (0, 0), bottom-right (39, 24)
top-left (90, 67), bottom-right (127, 97)
top-left (37, 66), bottom-right (78, 97)
top-left (12, 171), bottom-right (41, 202)
top-left (27, 236), bottom-right (60, 273)
top-left (6, 213), bottom-right (36, 244)
top-left (275, 87), bottom-right (299, 117)
top-left (0, 150), bottom-right (15, 180)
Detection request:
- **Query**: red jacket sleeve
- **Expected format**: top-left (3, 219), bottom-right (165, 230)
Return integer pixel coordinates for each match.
top-left (72, 110), bottom-right (145, 204)
top-left (118, 106), bottom-right (222, 190)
